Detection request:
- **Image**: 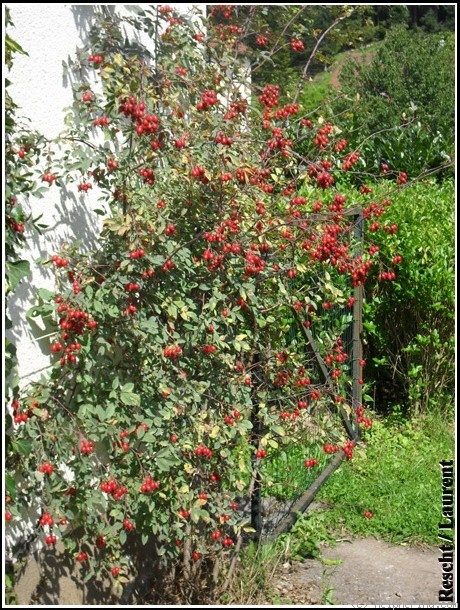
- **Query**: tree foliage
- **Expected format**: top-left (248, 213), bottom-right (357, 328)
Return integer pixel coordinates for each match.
top-left (330, 26), bottom-right (454, 179)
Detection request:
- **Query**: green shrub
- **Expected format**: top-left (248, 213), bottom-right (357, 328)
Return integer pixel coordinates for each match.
top-left (363, 179), bottom-right (454, 415)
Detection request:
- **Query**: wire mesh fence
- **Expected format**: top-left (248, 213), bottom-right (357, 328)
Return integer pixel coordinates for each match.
top-left (248, 207), bottom-right (364, 541)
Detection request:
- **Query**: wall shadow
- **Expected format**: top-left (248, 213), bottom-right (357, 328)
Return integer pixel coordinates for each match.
top-left (15, 540), bottom-right (118, 605)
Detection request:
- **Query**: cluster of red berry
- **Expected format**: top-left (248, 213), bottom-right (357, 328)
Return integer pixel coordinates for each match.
top-left (11, 399), bottom-right (29, 424)
top-left (258, 84), bottom-right (280, 109)
top-left (100, 477), bottom-right (128, 500)
top-left (139, 167), bottom-right (155, 185)
top-left (214, 132), bottom-right (233, 146)
top-left (123, 518), bottom-right (135, 531)
top-left (125, 282), bottom-right (140, 292)
top-left (224, 98), bottom-right (248, 120)
top-left (363, 199), bottom-right (391, 220)
top-left (39, 512), bottom-right (54, 527)
top-left (164, 223), bottom-right (176, 236)
top-left (378, 270), bottom-right (397, 281)
top-left (342, 151), bottom-right (360, 171)
top-left (163, 345), bottom-right (182, 359)
top-left (201, 345), bottom-right (217, 355)
top-left (244, 250), bottom-right (265, 276)
top-left (316, 170), bottom-right (335, 190)
top-left (369, 244), bottom-right (380, 256)
top-left (197, 89), bottom-right (220, 111)
top-left (80, 440), bottom-right (94, 454)
top-left (8, 216), bottom-right (24, 233)
top-left (42, 172), bottom-right (57, 184)
top-left (273, 103), bottom-right (299, 120)
top-left (39, 462), bottom-right (54, 475)
top-left (222, 536), bottom-right (234, 547)
top-left (290, 38), bottom-right (305, 52)
top-left (129, 248), bottom-right (145, 259)
top-left (280, 410), bottom-right (300, 420)
top-left (382, 223), bottom-right (398, 234)
top-left (190, 166), bottom-right (209, 183)
top-left (335, 138), bottom-right (347, 152)
top-left (93, 116), bottom-right (110, 127)
top-left (56, 302), bottom-right (96, 343)
top-left (256, 34), bottom-right (268, 47)
top-left (367, 223), bottom-right (384, 237)
top-left (194, 445), bottom-right (213, 459)
top-left (140, 476), bottom-right (160, 494)
top-left (356, 405), bottom-right (373, 428)
top-left (342, 440), bottom-right (356, 460)
top-left (314, 122), bottom-right (333, 149)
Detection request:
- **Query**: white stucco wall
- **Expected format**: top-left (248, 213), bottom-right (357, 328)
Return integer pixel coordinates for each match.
top-left (6, 4), bottom-right (105, 384)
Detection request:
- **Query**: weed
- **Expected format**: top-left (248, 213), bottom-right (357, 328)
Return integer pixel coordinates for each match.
top-left (321, 568), bottom-right (336, 605)
top-left (219, 538), bottom-right (287, 605)
top-left (284, 510), bottom-right (337, 560)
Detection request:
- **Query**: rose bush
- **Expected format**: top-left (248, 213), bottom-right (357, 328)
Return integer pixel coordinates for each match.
top-left (5, 5), bottom-right (403, 602)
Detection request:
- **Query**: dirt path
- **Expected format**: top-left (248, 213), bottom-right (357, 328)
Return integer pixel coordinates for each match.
top-left (272, 537), bottom-right (447, 605)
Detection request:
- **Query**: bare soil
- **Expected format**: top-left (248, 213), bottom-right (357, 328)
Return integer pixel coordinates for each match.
top-left (329, 50), bottom-right (374, 89)
top-left (271, 537), bottom-right (448, 605)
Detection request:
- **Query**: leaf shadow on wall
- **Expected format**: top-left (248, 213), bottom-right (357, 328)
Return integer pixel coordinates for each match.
top-left (6, 185), bottom-right (103, 382)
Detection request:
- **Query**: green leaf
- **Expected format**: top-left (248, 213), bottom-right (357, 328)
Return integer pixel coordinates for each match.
top-left (37, 288), bottom-right (55, 301)
top-left (5, 34), bottom-right (28, 56)
top-left (12, 439), bottom-right (32, 457)
top-left (6, 260), bottom-right (30, 291)
top-left (5, 474), bottom-right (16, 499)
top-left (120, 388), bottom-right (141, 406)
top-left (167, 303), bottom-right (177, 319)
top-left (155, 446), bottom-right (180, 472)
top-left (141, 317), bottom-right (159, 334)
top-left (105, 404), bottom-right (116, 419)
